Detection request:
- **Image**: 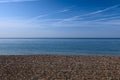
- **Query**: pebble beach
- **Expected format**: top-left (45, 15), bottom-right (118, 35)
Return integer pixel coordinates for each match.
top-left (0, 55), bottom-right (120, 80)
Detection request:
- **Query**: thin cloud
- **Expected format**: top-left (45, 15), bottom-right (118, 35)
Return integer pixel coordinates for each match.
top-left (55, 16), bottom-right (80, 24)
top-left (28, 14), bottom-right (49, 22)
top-left (81, 4), bottom-right (120, 17)
top-left (0, 0), bottom-right (37, 3)
top-left (29, 7), bottom-right (73, 22)
top-left (28, 4), bottom-right (120, 28)
top-left (57, 9), bottom-right (70, 13)
top-left (94, 16), bottom-right (120, 22)
top-left (56, 4), bottom-right (120, 23)
top-left (57, 6), bottom-right (74, 13)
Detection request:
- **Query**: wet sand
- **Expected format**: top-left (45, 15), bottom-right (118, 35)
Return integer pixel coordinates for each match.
top-left (0, 55), bottom-right (120, 80)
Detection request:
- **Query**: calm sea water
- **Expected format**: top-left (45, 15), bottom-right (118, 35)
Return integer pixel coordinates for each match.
top-left (0, 39), bottom-right (120, 55)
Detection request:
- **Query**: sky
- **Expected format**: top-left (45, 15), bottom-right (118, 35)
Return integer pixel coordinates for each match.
top-left (0, 0), bottom-right (120, 38)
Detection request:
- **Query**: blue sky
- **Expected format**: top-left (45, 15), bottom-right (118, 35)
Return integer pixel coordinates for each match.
top-left (0, 0), bottom-right (120, 38)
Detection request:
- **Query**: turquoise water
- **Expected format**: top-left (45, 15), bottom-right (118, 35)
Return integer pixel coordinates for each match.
top-left (0, 39), bottom-right (120, 55)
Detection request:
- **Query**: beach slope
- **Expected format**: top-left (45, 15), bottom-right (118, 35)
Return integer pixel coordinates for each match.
top-left (0, 55), bottom-right (120, 80)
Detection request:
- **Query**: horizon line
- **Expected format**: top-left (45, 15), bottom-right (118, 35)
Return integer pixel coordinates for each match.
top-left (0, 38), bottom-right (120, 39)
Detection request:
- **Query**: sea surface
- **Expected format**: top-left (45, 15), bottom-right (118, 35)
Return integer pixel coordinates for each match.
top-left (0, 38), bottom-right (120, 55)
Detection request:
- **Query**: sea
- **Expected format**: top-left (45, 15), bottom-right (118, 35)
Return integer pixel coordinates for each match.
top-left (0, 38), bottom-right (120, 55)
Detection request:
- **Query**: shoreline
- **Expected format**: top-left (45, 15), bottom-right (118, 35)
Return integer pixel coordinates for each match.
top-left (0, 54), bottom-right (120, 57)
top-left (0, 55), bottom-right (120, 80)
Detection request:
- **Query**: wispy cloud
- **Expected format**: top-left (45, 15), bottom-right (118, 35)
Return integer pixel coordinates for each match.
top-left (57, 8), bottom-right (71, 13)
top-left (55, 4), bottom-right (120, 24)
top-left (28, 14), bottom-right (49, 22)
top-left (93, 16), bottom-right (120, 22)
top-left (55, 16), bottom-right (80, 24)
top-left (81, 4), bottom-right (120, 17)
top-left (32, 4), bottom-right (120, 23)
top-left (57, 6), bottom-right (74, 13)
top-left (26, 3), bottom-right (120, 30)
top-left (29, 7), bottom-right (72, 22)
top-left (0, 0), bottom-right (37, 3)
